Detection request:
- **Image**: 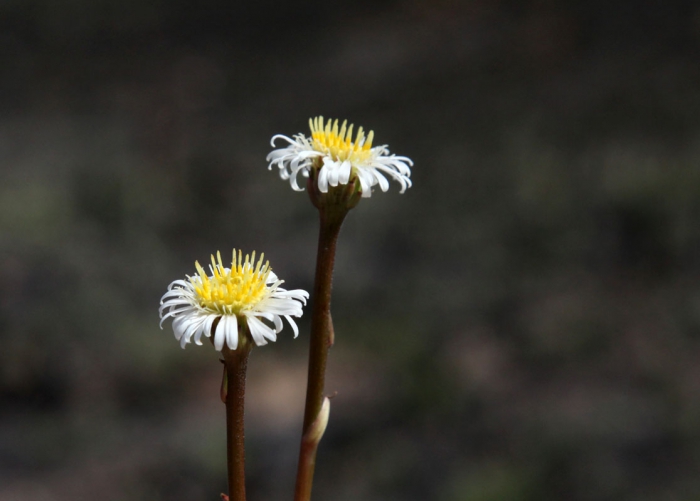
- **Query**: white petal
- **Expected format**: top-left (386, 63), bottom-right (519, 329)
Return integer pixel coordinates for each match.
top-left (356, 168), bottom-right (374, 197)
top-left (160, 287), bottom-right (193, 300)
top-left (194, 314), bottom-right (216, 345)
top-left (172, 314), bottom-right (190, 340)
top-left (224, 315), bottom-right (239, 350)
top-left (339, 160), bottom-right (352, 184)
top-left (274, 288), bottom-right (310, 303)
top-left (158, 298), bottom-right (192, 314)
top-left (317, 163), bottom-right (330, 193)
top-left (202, 314), bottom-right (216, 339)
top-left (214, 318), bottom-right (226, 351)
top-left (159, 305), bottom-right (194, 328)
top-left (327, 162), bottom-right (340, 187)
top-left (290, 166), bottom-right (309, 191)
top-left (256, 297), bottom-right (302, 316)
top-left (272, 314), bottom-right (283, 333)
top-left (246, 315), bottom-right (272, 345)
top-left (372, 169), bottom-right (390, 192)
top-left (285, 315), bottom-right (299, 338)
top-left (181, 316), bottom-right (205, 347)
top-left (269, 134), bottom-right (298, 148)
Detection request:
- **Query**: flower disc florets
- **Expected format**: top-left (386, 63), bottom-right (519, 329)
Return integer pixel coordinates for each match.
top-left (159, 250), bottom-right (309, 351)
top-left (266, 116), bottom-right (413, 198)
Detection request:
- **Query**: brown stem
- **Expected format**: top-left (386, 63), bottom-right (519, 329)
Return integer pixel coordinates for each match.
top-left (294, 437), bottom-right (316, 501)
top-left (294, 211), bottom-right (345, 501)
top-left (222, 338), bottom-right (252, 501)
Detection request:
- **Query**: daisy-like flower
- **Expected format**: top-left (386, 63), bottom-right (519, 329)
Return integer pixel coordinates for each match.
top-left (267, 116), bottom-right (413, 198)
top-left (159, 250), bottom-right (309, 351)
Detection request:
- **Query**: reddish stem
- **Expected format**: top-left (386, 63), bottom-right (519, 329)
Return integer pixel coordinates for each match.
top-left (294, 211), bottom-right (345, 501)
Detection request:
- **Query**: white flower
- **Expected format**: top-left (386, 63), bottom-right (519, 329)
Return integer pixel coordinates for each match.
top-left (159, 250), bottom-right (309, 350)
top-left (267, 116), bottom-right (413, 198)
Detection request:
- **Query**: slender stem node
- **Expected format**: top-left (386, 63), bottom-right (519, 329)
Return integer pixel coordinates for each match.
top-left (294, 397), bottom-right (331, 501)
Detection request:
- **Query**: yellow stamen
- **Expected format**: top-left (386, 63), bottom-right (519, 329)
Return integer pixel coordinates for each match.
top-left (308, 115), bottom-right (375, 164)
top-left (191, 249), bottom-right (271, 315)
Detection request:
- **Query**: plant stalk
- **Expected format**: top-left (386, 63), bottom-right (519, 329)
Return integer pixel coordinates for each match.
top-left (294, 210), bottom-right (345, 501)
top-left (222, 340), bottom-right (252, 501)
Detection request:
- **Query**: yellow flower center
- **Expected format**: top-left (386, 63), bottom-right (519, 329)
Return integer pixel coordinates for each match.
top-left (309, 116), bottom-right (375, 164)
top-left (191, 250), bottom-right (271, 315)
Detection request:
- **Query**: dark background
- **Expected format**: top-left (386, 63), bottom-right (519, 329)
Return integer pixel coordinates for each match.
top-left (2, 1), bottom-right (700, 500)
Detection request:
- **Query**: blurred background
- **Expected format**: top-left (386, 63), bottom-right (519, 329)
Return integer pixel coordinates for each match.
top-left (2, 0), bottom-right (700, 500)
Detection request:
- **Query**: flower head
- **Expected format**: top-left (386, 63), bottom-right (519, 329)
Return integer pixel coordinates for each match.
top-left (159, 250), bottom-right (309, 350)
top-left (267, 116), bottom-right (413, 198)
